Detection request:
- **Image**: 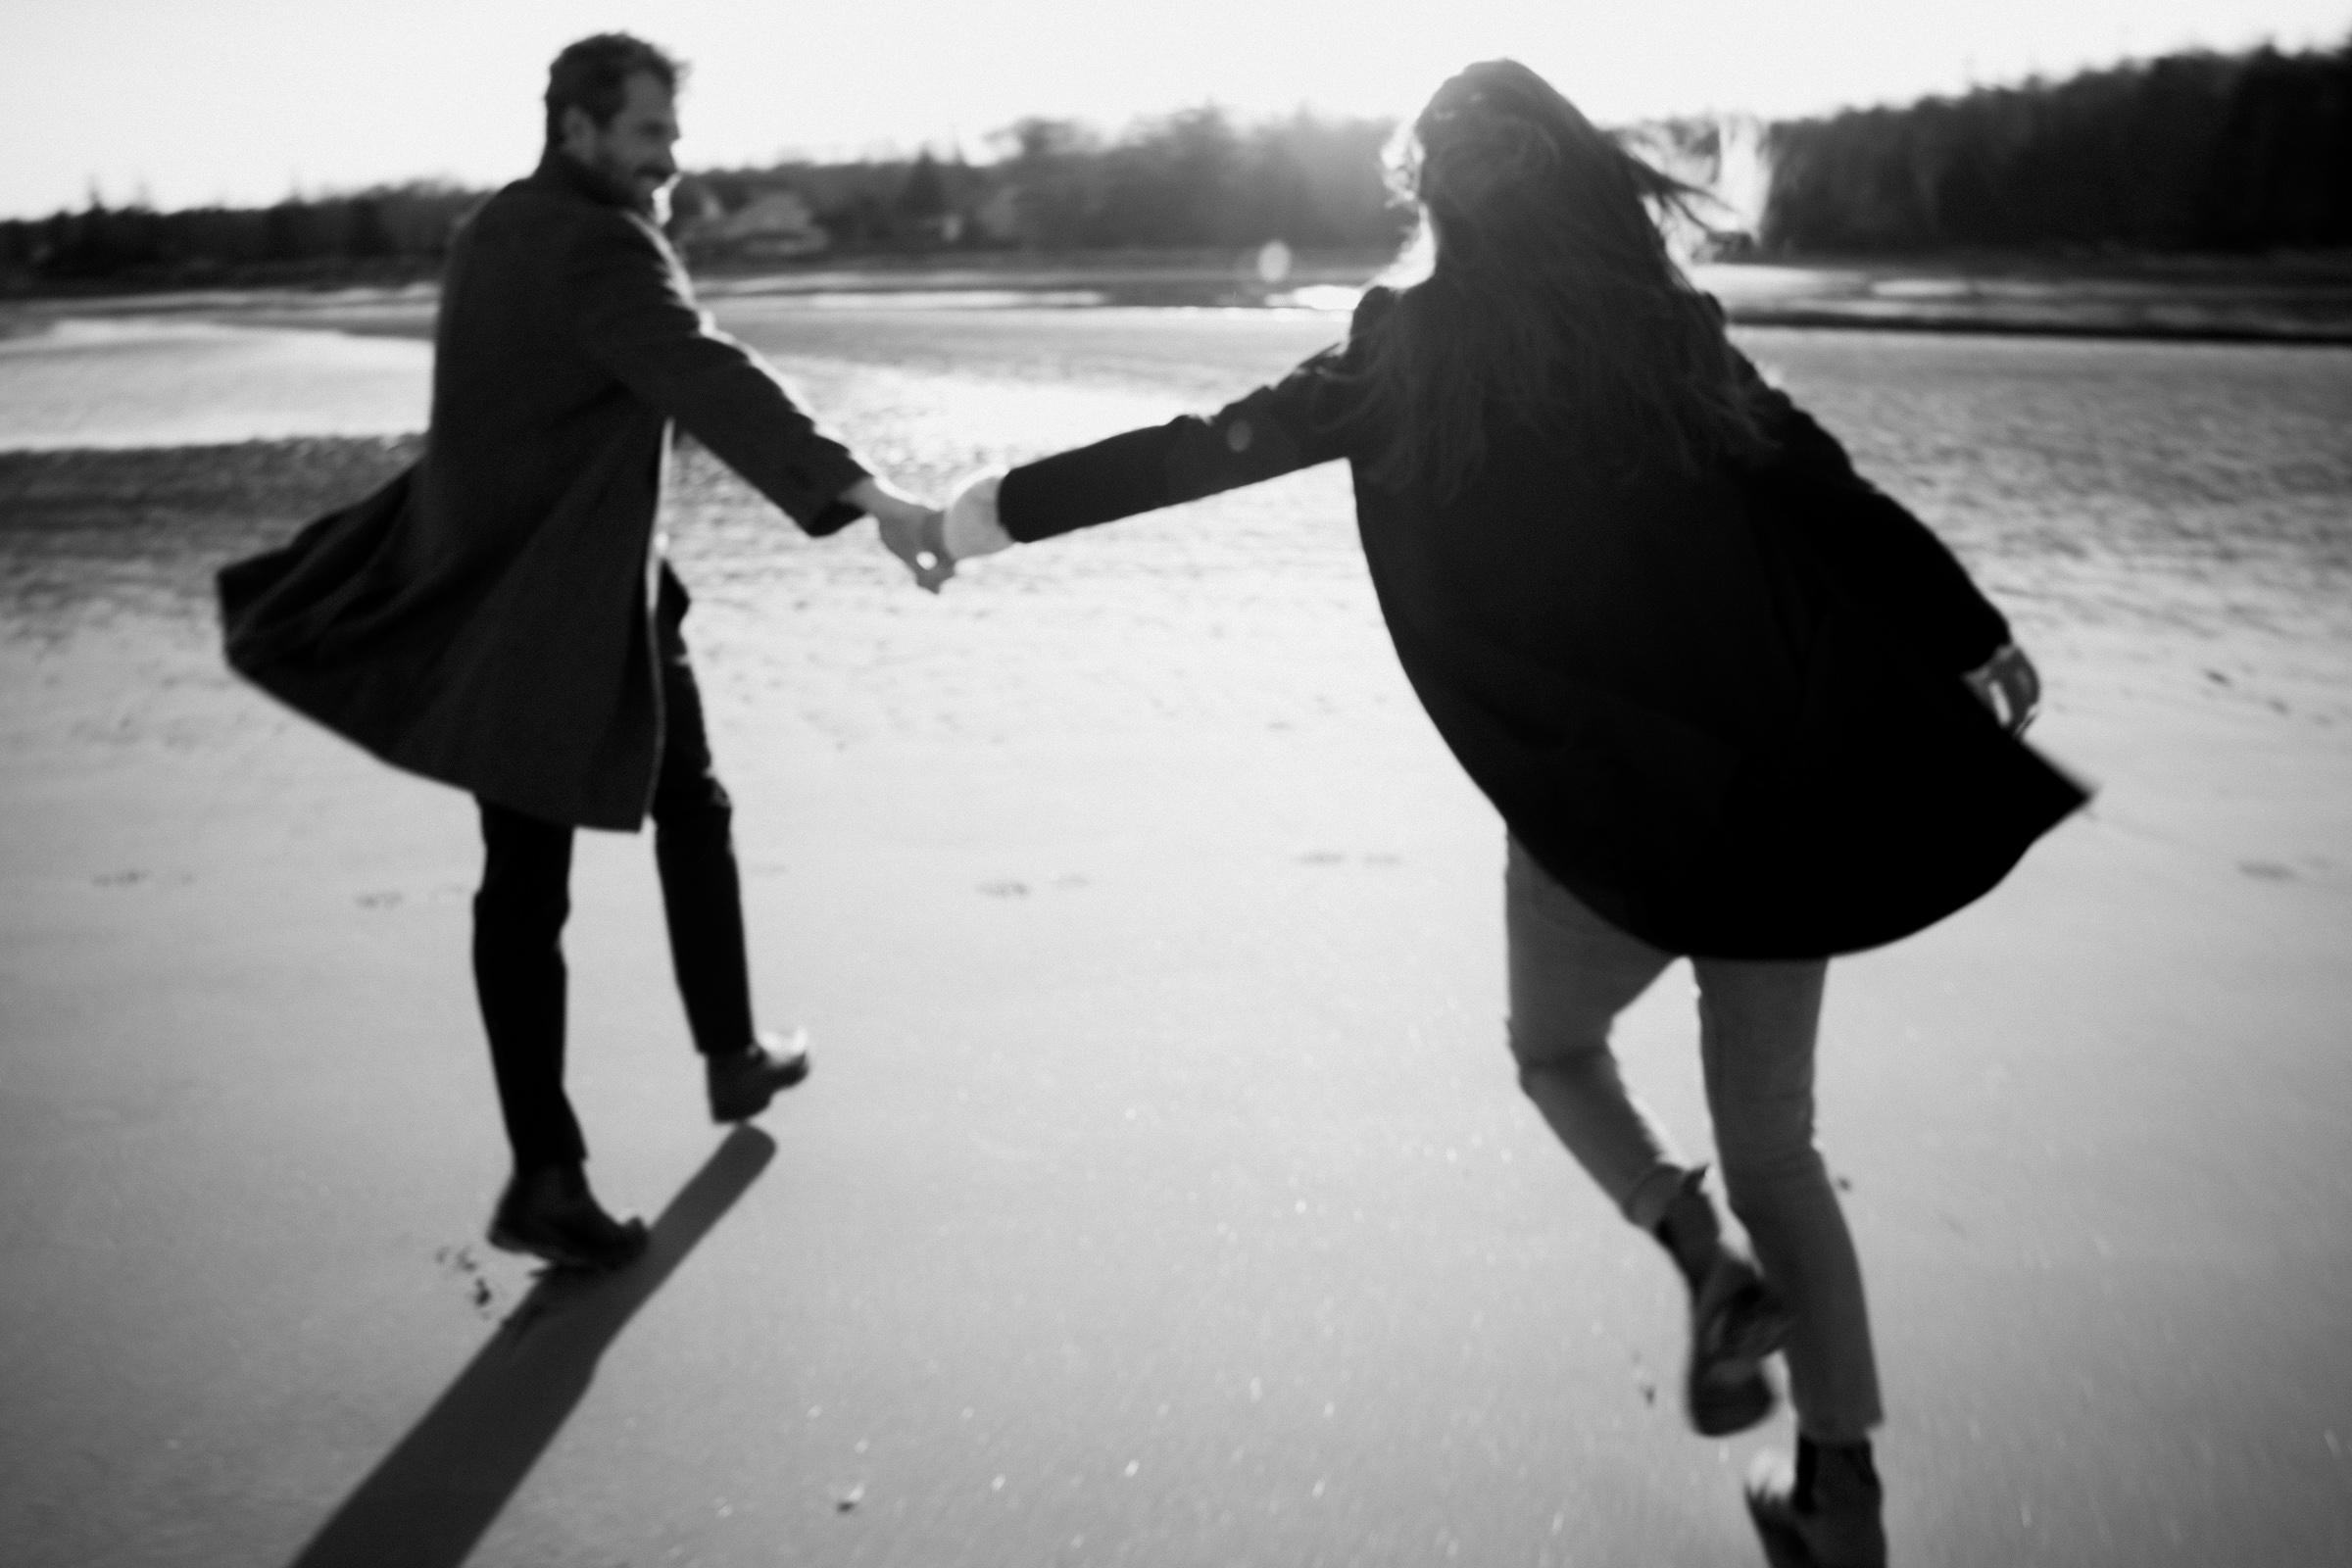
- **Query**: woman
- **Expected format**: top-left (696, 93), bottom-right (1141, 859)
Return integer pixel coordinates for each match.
top-left (935, 60), bottom-right (2082, 1568)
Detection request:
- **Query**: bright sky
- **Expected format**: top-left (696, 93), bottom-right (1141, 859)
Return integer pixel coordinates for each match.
top-left (11, 0), bottom-right (2347, 218)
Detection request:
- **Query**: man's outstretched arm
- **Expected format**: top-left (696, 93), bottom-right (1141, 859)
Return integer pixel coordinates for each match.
top-left (566, 210), bottom-right (876, 535)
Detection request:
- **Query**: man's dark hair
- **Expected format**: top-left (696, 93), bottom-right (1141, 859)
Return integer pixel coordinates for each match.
top-left (544, 33), bottom-right (684, 147)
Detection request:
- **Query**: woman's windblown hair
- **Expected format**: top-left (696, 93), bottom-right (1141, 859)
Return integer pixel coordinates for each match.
top-left (1355, 60), bottom-right (1771, 497)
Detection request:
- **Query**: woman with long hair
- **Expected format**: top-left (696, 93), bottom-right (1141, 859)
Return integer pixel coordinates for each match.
top-left (934, 60), bottom-right (2082, 1568)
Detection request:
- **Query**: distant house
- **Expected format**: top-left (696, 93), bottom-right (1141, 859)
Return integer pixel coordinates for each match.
top-left (971, 185), bottom-right (1023, 245)
top-left (685, 189), bottom-right (830, 262)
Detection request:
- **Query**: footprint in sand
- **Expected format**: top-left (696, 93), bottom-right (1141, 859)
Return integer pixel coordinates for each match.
top-left (980, 876), bottom-right (1092, 897)
top-left (433, 1245), bottom-right (503, 1318)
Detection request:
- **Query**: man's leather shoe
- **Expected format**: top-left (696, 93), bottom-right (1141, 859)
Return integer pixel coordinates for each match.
top-left (487, 1164), bottom-right (648, 1271)
top-left (708, 1026), bottom-right (810, 1122)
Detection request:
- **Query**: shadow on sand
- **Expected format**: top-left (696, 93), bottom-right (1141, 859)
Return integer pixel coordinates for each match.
top-left (286, 1126), bottom-right (777, 1568)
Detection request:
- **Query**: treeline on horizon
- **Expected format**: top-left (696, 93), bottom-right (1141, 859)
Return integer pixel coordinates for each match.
top-left (0, 108), bottom-right (1405, 290)
top-left (4, 38), bottom-right (2345, 290)
top-left (1762, 40), bottom-right (2351, 251)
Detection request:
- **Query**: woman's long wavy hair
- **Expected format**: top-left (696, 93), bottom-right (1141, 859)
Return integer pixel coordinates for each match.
top-left (1354, 60), bottom-right (1770, 498)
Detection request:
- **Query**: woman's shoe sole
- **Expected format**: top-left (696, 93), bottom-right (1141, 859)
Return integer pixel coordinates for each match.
top-left (1689, 1276), bottom-right (1795, 1436)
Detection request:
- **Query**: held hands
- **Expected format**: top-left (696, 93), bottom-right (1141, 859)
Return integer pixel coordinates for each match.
top-left (881, 505), bottom-right (956, 594)
top-left (1963, 643), bottom-right (2040, 735)
top-left (858, 468), bottom-right (1017, 595)
top-left (849, 476), bottom-right (955, 593)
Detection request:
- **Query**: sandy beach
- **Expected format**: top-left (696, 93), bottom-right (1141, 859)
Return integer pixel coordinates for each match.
top-left (3, 304), bottom-right (2349, 1566)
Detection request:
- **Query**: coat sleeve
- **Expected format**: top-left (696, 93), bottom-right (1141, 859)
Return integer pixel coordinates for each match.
top-left (1738, 360), bottom-right (2011, 673)
top-left (565, 211), bottom-right (872, 535)
top-left (999, 333), bottom-right (1368, 543)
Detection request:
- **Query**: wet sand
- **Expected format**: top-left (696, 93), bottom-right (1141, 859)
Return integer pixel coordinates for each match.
top-left (2, 316), bottom-right (2349, 1566)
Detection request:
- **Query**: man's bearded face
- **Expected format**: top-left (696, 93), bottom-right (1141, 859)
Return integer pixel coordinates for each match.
top-left (565, 71), bottom-right (680, 217)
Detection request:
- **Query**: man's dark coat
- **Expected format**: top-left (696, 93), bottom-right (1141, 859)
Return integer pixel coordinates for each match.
top-left (997, 288), bottom-right (2089, 958)
top-left (219, 154), bottom-right (871, 829)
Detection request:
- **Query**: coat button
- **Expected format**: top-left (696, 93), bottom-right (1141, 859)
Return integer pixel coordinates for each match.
top-left (1225, 419), bottom-right (1253, 453)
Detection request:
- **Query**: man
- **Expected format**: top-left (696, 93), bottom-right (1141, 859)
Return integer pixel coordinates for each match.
top-left (220, 33), bottom-right (940, 1269)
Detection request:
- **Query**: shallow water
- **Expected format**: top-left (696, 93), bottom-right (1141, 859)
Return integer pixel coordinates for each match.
top-left (5, 307), bottom-right (2348, 799)
top-left (0, 316), bottom-right (429, 450)
top-left (2, 307), bottom-right (2346, 651)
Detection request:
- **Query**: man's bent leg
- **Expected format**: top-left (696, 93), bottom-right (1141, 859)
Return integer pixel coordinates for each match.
top-left (1692, 956), bottom-right (1883, 1444)
top-left (650, 569), bottom-right (758, 1057)
top-left (473, 800), bottom-right (586, 1170)
top-left (652, 786), bottom-right (757, 1056)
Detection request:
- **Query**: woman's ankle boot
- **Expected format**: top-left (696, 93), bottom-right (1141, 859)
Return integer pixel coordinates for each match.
top-left (1745, 1436), bottom-right (1887, 1568)
top-left (1654, 1166), bottom-right (1791, 1437)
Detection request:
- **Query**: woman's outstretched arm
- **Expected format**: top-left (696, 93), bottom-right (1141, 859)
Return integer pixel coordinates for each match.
top-left (945, 335), bottom-right (1369, 557)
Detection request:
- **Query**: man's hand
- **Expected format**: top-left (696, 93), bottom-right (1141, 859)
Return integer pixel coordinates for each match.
top-left (1963, 643), bottom-right (2040, 735)
top-left (877, 504), bottom-right (956, 593)
top-left (848, 476), bottom-right (955, 593)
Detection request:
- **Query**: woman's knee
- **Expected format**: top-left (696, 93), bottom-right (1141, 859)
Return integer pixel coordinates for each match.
top-left (1716, 1131), bottom-right (1832, 1221)
top-left (1506, 951), bottom-right (1662, 1078)
top-left (1505, 1005), bottom-right (1616, 1078)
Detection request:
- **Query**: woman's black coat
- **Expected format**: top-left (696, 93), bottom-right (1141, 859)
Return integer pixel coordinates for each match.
top-left (997, 288), bottom-right (2086, 958)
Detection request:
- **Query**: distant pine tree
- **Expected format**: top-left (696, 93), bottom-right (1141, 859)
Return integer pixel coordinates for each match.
top-left (896, 151), bottom-right (948, 222)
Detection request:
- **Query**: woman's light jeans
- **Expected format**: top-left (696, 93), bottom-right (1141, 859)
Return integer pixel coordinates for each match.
top-left (1504, 836), bottom-right (1884, 1442)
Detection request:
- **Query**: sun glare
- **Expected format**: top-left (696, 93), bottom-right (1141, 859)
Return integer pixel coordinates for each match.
top-left (8, 0), bottom-right (2349, 216)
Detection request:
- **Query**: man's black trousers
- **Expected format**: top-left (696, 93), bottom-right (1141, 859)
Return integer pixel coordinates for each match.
top-left (471, 569), bottom-right (754, 1172)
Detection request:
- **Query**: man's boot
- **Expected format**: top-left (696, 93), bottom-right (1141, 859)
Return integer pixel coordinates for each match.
top-left (488, 1163), bottom-right (648, 1271)
top-left (708, 1025), bottom-right (811, 1122)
